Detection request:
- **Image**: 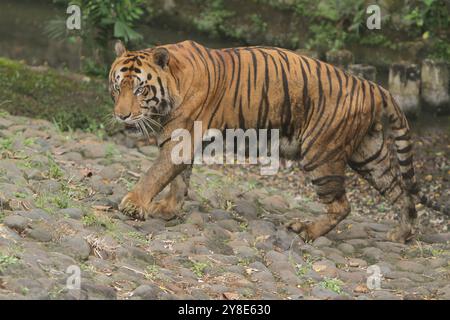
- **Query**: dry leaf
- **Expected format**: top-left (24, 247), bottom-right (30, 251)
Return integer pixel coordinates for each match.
top-left (354, 284), bottom-right (369, 293)
top-left (222, 292), bottom-right (239, 300)
top-left (92, 205), bottom-right (112, 211)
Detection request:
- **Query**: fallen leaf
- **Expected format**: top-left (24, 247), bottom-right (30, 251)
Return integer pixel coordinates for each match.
top-left (354, 284), bottom-right (369, 293)
top-left (92, 205), bottom-right (112, 211)
top-left (222, 292), bottom-right (239, 300)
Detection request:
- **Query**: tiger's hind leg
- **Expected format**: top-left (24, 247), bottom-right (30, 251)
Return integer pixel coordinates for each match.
top-left (287, 161), bottom-right (351, 241)
top-left (349, 125), bottom-right (417, 243)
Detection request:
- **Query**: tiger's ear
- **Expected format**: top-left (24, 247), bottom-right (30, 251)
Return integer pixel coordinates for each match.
top-left (115, 40), bottom-right (127, 57)
top-left (153, 48), bottom-right (170, 69)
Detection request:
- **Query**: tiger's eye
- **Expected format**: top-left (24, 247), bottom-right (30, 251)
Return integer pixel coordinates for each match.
top-left (135, 87), bottom-right (144, 95)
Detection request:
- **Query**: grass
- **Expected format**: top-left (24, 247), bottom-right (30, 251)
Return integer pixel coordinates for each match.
top-left (0, 57), bottom-right (112, 132)
top-left (47, 155), bottom-right (64, 179)
top-left (82, 212), bottom-right (116, 232)
top-left (237, 258), bottom-right (252, 266)
top-left (35, 192), bottom-right (71, 212)
top-left (291, 253), bottom-right (315, 278)
top-left (190, 261), bottom-right (210, 278)
top-left (0, 253), bottom-right (19, 272)
top-left (126, 231), bottom-right (149, 244)
top-left (319, 278), bottom-right (344, 294)
top-left (13, 192), bottom-right (28, 199)
top-left (238, 221), bottom-right (248, 232)
top-left (0, 137), bottom-right (13, 151)
top-left (144, 264), bottom-right (160, 280)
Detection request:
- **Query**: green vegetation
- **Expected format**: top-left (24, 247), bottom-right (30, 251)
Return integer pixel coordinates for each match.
top-left (0, 58), bottom-right (112, 132)
top-left (0, 253), bottom-right (19, 272)
top-left (190, 260), bottom-right (210, 277)
top-left (82, 212), bottom-right (116, 232)
top-left (144, 264), bottom-right (160, 280)
top-left (319, 277), bottom-right (344, 294)
top-left (145, 0), bottom-right (450, 60)
top-left (47, 0), bottom-right (146, 76)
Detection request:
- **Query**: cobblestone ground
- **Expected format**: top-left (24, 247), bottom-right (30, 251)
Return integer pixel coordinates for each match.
top-left (0, 114), bottom-right (449, 300)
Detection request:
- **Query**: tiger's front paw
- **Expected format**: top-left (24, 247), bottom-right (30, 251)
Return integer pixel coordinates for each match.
top-left (146, 197), bottom-right (179, 221)
top-left (286, 219), bottom-right (315, 242)
top-left (119, 192), bottom-right (148, 220)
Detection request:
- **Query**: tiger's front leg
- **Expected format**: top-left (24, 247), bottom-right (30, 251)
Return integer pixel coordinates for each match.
top-left (119, 140), bottom-right (188, 220)
top-left (143, 166), bottom-right (192, 220)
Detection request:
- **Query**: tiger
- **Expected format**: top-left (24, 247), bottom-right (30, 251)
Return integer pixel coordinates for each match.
top-left (109, 40), bottom-right (447, 244)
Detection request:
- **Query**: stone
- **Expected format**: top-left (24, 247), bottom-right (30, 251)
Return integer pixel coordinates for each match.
top-left (59, 208), bottom-right (84, 220)
top-left (132, 284), bottom-right (161, 299)
top-left (62, 152), bottom-right (83, 162)
top-left (61, 236), bottom-right (91, 260)
top-left (4, 215), bottom-right (29, 232)
top-left (82, 283), bottom-right (116, 299)
top-left (421, 233), bottom-right (450, 244)
top-left (395, 261), bottom-right (425, 274)
top-left (99, 163), bottom-right (124, 181)
top-left (327, 252), bottom-right (347, 266)
top-left (26, 227), bottom-right (52, 242)
top-left (185, 211), bottom-right (205, 226)
top-left (260, 195), bottom-right (289, 211)
top-left (249, 220), bottom-right (276, 236)
top-left (89, 176), bottom-right (113, 195)
top-left (332, 225), bottom-right (368, 240)
top-left (421, 59), bottom-right (449, 112)
top-left (217, 219), bottom-right (240, 232)
top-left (372, 290), bottom-right (401, 300)
top-left (208, 209), bottom-right (232, 221)
top-left (362, 247), bottom-right (383, 261)
top-left (0, 118), bottom-right (13, 129)
top-left (311, 285), bottom-right (340, 299)
top-left (17, 209), bottom-right (52, 221)
top-left (234, 246), bottom-right (258, 260)
top-left (274, 229), bottom-right (295, 251)
top-left (437, 284), bottom-right (450, 300)
top-left (388, 63), bottom-right (420, 115)
top-left (313, 236), bottom-right (332, 247)
top-left (348, 258), bottom-right (368, 268)
top-left (312, 260), bottom-right (339, 278)
top-left (234, 200), bottom-right (258, 220)
top-left (79, 143), bottom-right (107, 159)
top-left (337, 243), bottom-right (355, 255)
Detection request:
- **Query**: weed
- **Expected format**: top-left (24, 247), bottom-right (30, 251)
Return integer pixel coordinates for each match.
top-left (190, 261), bottom-right (210, 278)
top-left (144, 264), bottom-right (160, 280)
top-left (0, 253), bottom-right (19, 272)
top-left (319, 278), bottom-right (344, 294)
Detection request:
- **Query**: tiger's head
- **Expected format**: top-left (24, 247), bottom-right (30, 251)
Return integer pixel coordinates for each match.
top-left (109, 41), bottom-right (178, 135)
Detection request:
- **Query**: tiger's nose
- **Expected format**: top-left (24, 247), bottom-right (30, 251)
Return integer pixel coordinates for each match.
top-left (116, 112), bottom-right (131, 121)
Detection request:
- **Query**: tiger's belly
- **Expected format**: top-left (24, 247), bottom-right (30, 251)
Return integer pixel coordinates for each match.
top-left (279, 137), bottom-right (301, 160)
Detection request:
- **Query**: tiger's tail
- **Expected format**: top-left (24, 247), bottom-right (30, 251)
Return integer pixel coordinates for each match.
top-left (381, 88), bottom-right (449, 215)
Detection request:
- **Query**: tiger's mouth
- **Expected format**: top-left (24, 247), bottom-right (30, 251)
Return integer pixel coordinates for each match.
top-left (124, 123), bottom-right (142, 136)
